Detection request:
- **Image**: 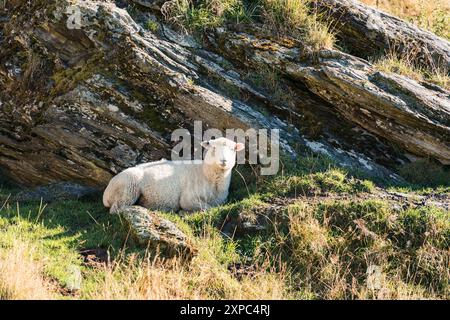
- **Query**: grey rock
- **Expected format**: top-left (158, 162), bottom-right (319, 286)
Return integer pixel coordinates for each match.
top-left (14, 182), bottom-right (99, 203)
top-left (120, 206), bottom-right (197, 260)
top-left (0, 0), bottom-right (448, 189)
top-left (312, 0), bottom-right (450, 73)
top-left (66, 265), bottom-right (82, 292)
top-left (162, 25), bottom-right (200, 48)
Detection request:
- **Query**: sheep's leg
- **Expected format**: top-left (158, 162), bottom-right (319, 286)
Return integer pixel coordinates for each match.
top-left (109, 188), bottom-right (141, 214)
top-left (105, 178), bottom-right (141, 215)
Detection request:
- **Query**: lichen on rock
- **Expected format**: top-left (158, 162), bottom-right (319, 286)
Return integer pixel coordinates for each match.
top-left (120, 206), bottom-right (197, 260)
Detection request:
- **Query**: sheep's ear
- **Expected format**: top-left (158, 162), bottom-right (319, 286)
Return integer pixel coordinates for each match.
top-left (235, 143), bottom-right (245, 152)
top-left (201, 141), bottom-right (211, 149)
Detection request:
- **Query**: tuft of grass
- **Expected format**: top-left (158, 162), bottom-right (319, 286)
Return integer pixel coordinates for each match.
top-left (144, 19), bottom-right (159, 32)
top-left (162, 0), bottom-right (250, 32)
top-left (374, 53), bottom-right (423, 81)
top-left (303, 15), bottom-right (335, 51)
top-left (288, 202), bottom-right (329, 263)
top-left (373, 52), bottom-right (450, 90)
top-left (162, 0), bottom-right (335, 51)
top-left (0, 240), bottom-right (55, 300)
top-left (260, 0), bottom-right (335, 50)
top-left (267, 0), bottom-right (336, 51)
top-left (266, 168), bottom-right (375, 197)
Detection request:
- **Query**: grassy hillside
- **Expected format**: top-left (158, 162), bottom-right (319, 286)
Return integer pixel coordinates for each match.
top-left (1, 154), bottom-right (448, 299)
top-left (0, 0), bottom-right (448, 301)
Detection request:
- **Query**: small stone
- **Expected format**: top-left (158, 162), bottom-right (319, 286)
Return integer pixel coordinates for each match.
top-left (66, 265), bottom-right (82, 292)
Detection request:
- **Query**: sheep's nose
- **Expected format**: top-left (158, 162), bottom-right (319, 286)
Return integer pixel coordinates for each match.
top-left (220, 159), bottom-right (227, 166)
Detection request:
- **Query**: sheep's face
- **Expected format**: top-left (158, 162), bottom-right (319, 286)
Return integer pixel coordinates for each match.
top-left (202, 138), bottom-right (244, 170)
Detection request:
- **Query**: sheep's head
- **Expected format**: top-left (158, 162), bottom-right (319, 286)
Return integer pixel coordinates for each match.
top-left (202, 137), bottom-right (244, 171)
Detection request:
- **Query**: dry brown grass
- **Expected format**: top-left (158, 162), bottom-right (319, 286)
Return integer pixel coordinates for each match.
top-left (84, 250), bottom-right (289, 300)
top-left (0, 240), bottom-right (55, 300)
top-left (360, 0), bottom-right (450, 39)
top-left (373, 51), bottom-right (450, 90)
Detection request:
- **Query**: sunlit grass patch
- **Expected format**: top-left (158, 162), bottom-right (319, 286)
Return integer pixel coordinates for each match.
top-left (162, 0), bottom-right (336, 51)
top-left (0, 240), bottom-right (56, 300)
top-left (266, 168), bottom-right (375, 197)
top-left (374, 52), bottom-right (450, 90)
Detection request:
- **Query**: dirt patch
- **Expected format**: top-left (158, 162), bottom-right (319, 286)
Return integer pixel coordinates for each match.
top-left (79, 248), bottom-right (110, 267)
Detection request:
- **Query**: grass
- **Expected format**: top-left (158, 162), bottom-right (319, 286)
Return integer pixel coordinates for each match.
top-left (0, 152), bottom-right (448, 300)
top-left (265, 169), bottom-right (375, 197)
top-left (0, 184), bottom-right (291, 299)
top-left (144, 19), bottom-right (159, 33)
top-left (0, 240), bottom-right (55, 299)
top-left (260, 0), bottom-right (335, 50)
top-left (162, 0), bottom-right (250, 32)
top-left (360, 0), bottom-right (450, 40)
top-left (373, 51), bottom-right (450, 90)
top-left (162, 0), bottom-right (335, 51)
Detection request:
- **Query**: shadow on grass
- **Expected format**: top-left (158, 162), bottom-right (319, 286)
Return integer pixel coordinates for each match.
top-left (0, 183), bottom-right (144, 262)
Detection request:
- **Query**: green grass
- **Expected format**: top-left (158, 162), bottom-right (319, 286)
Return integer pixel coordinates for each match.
top-left (0, 194), bottom-right (129, 295)
top-left (265, 169), bottom-right (375, 197)
top-left (162, 0), bottom-right (251, 31)
top-left (0, 153), bottom-right (448, 299)
top-left (373, 53), bottom-right (450, 90)
top-left (144, 19), bottom-right (159, 32)
top-left (162, 0), bottom-right (335, 51)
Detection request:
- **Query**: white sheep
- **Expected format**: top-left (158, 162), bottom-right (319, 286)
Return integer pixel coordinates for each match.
top-left (103, 137), bottom-right (245, 214)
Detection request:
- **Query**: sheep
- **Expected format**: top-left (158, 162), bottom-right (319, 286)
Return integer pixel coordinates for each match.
top-left (103, 137), bottom-right (245, 214)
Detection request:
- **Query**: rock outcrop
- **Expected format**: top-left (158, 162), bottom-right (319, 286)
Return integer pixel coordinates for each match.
top-left (207, 27), bottom-right (450, 164)
top-left (312, 0), bottom-right (450, 73)
top-left (0, 0), bottom-right (449, 189)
